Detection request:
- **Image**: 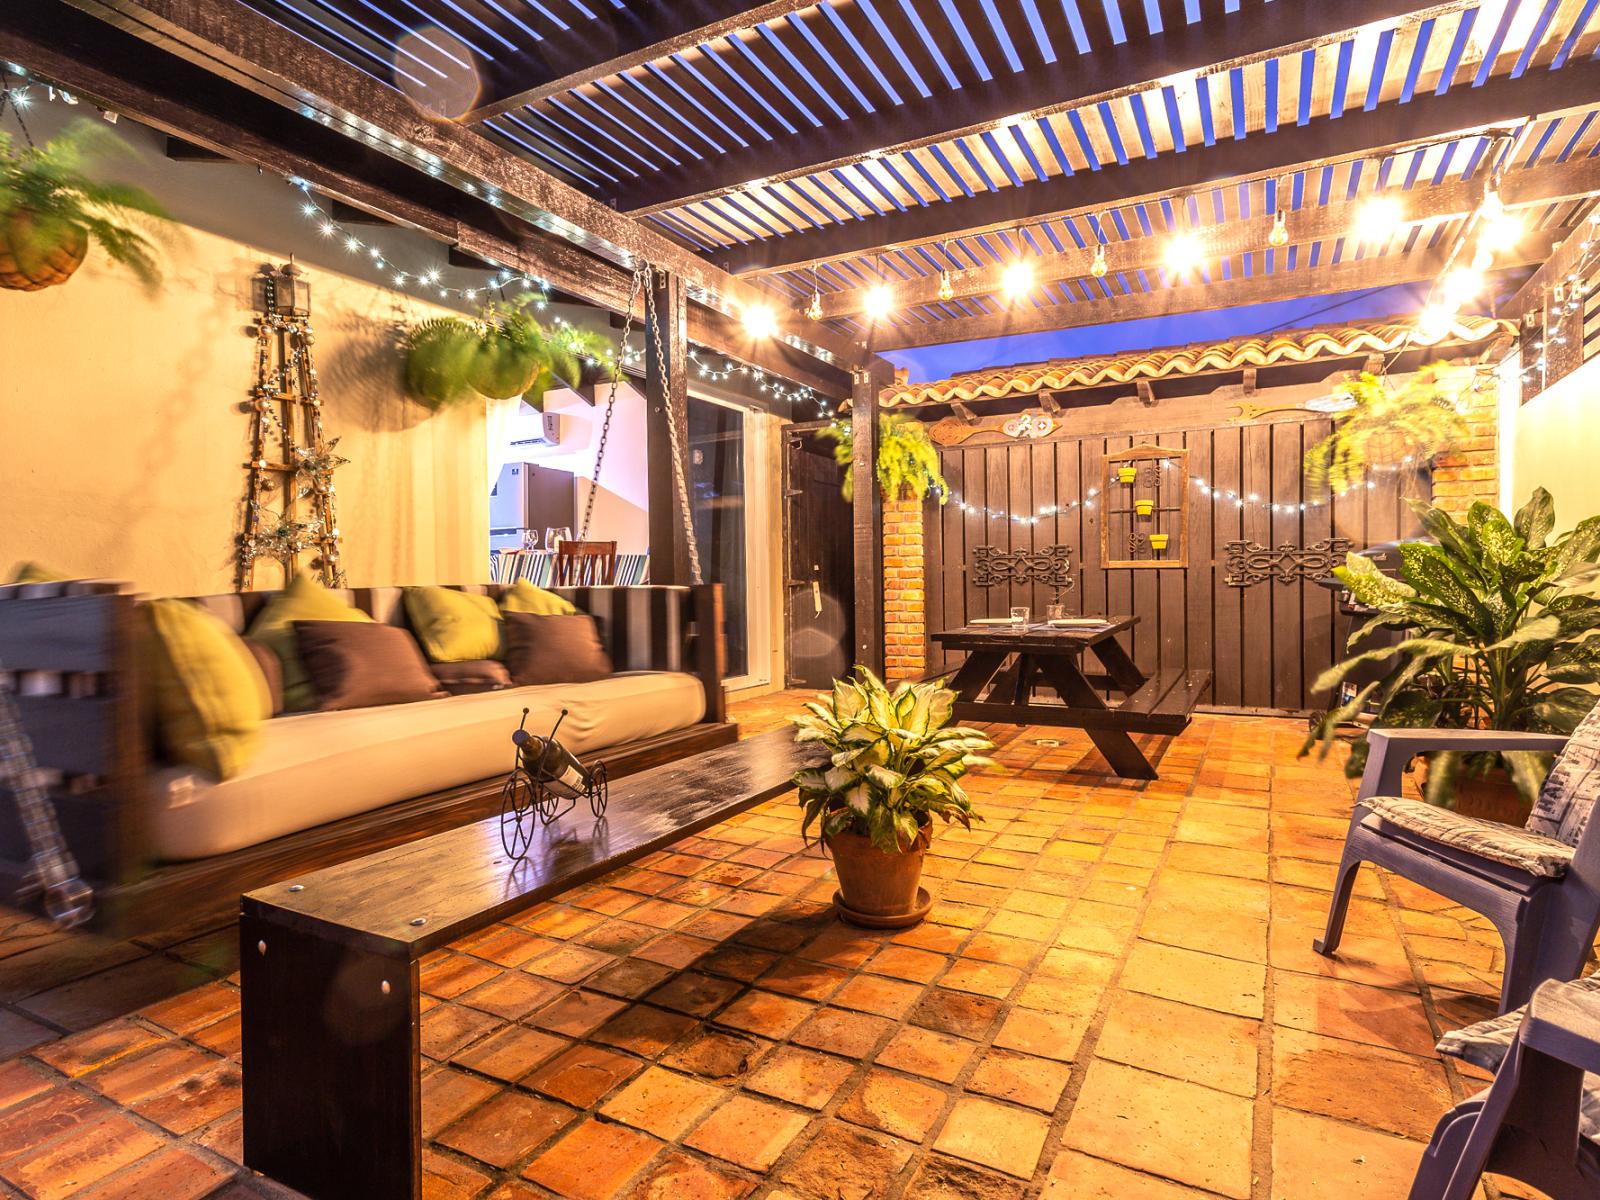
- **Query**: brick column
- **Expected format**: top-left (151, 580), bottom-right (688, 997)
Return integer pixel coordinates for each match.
top-left (1430, 369), bottom-right (1500, 519)
top-left (882, 493), bottom-right (926, 682)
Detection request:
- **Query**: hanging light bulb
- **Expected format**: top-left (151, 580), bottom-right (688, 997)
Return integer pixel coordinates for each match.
top-left (1268, 210), bottom-right (1289, 248)
top-left (1090, 243), bottom-right (1108, 278)
top-left (864, 285), bottom-right (894, 323)
top-left (806, 290), bottom-right (823, 321)
top-left (1001, 258), bottom-right (1035, 301)
top-left (742, 302), bottom-right (777, 340)
top-left (1355, 195), bottom-right (1403, 243)
top-left (938, 268), bottom-right (954, 302)
top-left (1164, 233), bottom-right (1203, 279)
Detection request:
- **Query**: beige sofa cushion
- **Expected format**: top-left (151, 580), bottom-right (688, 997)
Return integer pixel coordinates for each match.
top-left (147, 671), bottom-right (707, 861)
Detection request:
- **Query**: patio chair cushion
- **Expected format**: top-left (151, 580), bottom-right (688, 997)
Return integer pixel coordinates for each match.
top-left (1526, 701), bottom-right (1600, 847)
top-left (1437, 974), bottom-right (1600, 1142)
top-left (1364, 796), bottom-right (1574, 878)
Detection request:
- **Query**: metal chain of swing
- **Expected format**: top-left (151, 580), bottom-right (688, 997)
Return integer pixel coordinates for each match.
top-left (578, 261), bottom-right (703, 586)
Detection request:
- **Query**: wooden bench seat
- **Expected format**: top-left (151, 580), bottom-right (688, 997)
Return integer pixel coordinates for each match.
top-left (1118, 668), bottom-right (1214, 733)
top-left (240, 727), bottom-right (823, 1200)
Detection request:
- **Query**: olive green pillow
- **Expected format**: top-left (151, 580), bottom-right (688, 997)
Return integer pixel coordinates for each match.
top-left (247, 571), bottom-right (371, 711)
top-left (7, 562), bottom-right (70, 584)
top-left (145, 599), bottom-right (271, 780)
top-left (404, 586), bottom-right (502, 663)
top-left (500, 580), bottom-right (578, 617)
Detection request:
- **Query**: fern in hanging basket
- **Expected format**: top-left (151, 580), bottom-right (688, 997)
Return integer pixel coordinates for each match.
top-left (0, 119), bottom-right (169, 292)
top-left (1302, 367), bottom-right (1469, 494)
top-left (401, 297), bottom-right (588, 412)
top-left (823, 414), bottom-right (949, 504)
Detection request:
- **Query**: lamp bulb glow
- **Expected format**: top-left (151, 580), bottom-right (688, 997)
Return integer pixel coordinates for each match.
top-left (1268, 210), bottom-right (1289, 248)
top-left (1090, 243), bottom-right (1108, 278)
top-left (938, 269), bottom-right (954, 302)
top-left (1163, 233), bottom-right (1203, 278)
top-left (741, 303), bottom-right (777, 340)
top-left (805, 291), bottom-right (823, 321)
top-left (864, 285), bottom-right (894, 323)
top-left (1001, 258), bottom-right (1035, 300)
top-left (1355, 195), bottom-right (1404, 243)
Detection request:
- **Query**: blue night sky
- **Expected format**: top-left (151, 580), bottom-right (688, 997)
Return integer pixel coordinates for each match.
top-left (879, 281), bottom-right (1438, 383)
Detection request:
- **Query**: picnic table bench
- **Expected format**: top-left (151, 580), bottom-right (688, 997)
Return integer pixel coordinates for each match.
top-left (931, 616), bottom-right (1210, 779)
top-left (240, 726), bottom-right (823, 1200)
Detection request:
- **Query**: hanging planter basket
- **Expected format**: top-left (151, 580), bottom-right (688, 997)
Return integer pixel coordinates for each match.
top-left (0, 209), bottom-right (89, 291)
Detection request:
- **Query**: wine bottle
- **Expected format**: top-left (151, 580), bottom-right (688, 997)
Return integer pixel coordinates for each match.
top-left (513, 709), bottom-right (591, 799)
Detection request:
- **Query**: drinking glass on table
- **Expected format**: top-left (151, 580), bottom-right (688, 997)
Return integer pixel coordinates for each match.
top-left (545, 526), bottom-right (572, 552)
top-left (1045, 603), bottom-right (1067, 623)
top-left (1010, 606), bottom-right (1030, 624)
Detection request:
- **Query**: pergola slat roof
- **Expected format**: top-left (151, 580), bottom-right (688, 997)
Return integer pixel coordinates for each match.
top-left (41, 0), bottom-right (1600, 365)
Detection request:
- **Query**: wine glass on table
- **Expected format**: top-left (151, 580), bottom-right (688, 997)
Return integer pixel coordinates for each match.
top-left (545, 526), bottom-right (572, 552)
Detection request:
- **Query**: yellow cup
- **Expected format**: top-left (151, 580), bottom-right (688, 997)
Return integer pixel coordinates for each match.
top-left (1149, 532), bottom-right (1170, 551)
top-left (1134, 498), bottom-right (1154, 517)
top-left (1117, 465), bottom-right (1138, 484)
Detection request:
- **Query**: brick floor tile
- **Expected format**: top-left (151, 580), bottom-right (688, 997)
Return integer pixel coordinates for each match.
top-left (1064, 1062), bottom-right (1254, 1199)
top-left (586, 959), bottom-right (677, 1001)
top-left (635, 934), bottom-right (717, 970)
top-left (756, 958), bottom-right (848, 1002)
top-left (904, 1156), bottom-right (1026, 1199)
top-left (531, 990), bottom-right (627, 1037)
top-left (460, 971), bottom-right (564, 1020)
top-left (422, 1004), bottom-right (503, 1061)
top-left (0, 1112), bottom-right (166, 1200)
top-left (660, 1028), bottom-right (769, 1082)
top-left (910, 989), bottom-right (1002, 1038)
top-left (940, 958), bottom-right (1023, 998)
top-left (695, 946), bottom-right (779, 982)
top-left (138, 981), bottom-right (238, 1036)
top-left (132, 1058), bottom-right (242, 1135)
top-left (776, 1121), bottom-right (913, 1198)
top-left (577, 921), bottom-right (659, 956)
top-left (87, 1043), bottom-right (218, 1106)
top-left (16, 956), bottom-right (214, 1034)
top-left (797, 928), bottom-right (883, 969)
top-left (966, 1049), bottom-right (1073, 1111)
top-left (1042, 1151), bottom-right (1213, 1198)
top-left (0, 1009), bottom-right (56, 1059)
top-left (645, 971), bottom-right (743, 1016)
top-left (421, 1068), bottom-right (500, 1139)
top-left (0, 1059), bottom-right (52, 1113)
top-left (1272, 973), bottom-right (1439, 1057)
top-left (1095, 992), bottom-right (1259, 1097)
top-left (32, 1019), bottom-right (164, 1080)
top-left (745, 1046), bottom-right (854, 1109)
top-left (1269, 1108), bottom-right (1423, 1199)
top-left (452, 1025), bottom-right (567, 1082)
top-left (1121, 941), bottom-right (1266, 1019)
top-left (934, 1095), bottom-right (1051, 1179)
top-left (421, 1149), bottom-right (494, 1200)
top-left (864, 945), bottom-right (947, 983)
top-left (522, 1118), bottom-right (661, 1200)
top-left (715, 989), bottom-right (814, 1039)
top-left (600, 1066), bottom-right (725, 1139)
top-left (0, 1087), bottom-right (112, 1167)
top-left (622, 1150), bottom-right (753, 1200)
top-left (992, 1006), bottom-right (1090, 1064)
top-left (459, 926), bottom-right (555, 969)
top-left (527, 944), bottom-right (614, 985)
top-left (829, 974), bottom-right (921, 1019)
top-left (422, 954), bottom-right (504, 1000)
top-left (528, 1044), bottom-right (643, 1108)
top-left (1272, 1028), bottom-right (1452, 1140)
top-left (875, 1026), bottom-right (976, 1083)
top-left (78, 1145), bottom-right (236, 1200)
top-left (592, 1003), bottom-right (700, 1057)
top-left (684, 1094), bottom-right (809, 1171)
top-left (1266, 924), bottom-right (1418, 992)
top-left (438, 1090), bottom-right (573, 1170)
top-left (837, 1068), bottom-right (946, 1141)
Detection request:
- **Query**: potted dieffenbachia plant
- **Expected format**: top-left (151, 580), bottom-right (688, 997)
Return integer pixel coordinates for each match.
top-left (792, 669), bottom-right (992, 926)
top-left (1303, 489), bottom-right (1600, 818)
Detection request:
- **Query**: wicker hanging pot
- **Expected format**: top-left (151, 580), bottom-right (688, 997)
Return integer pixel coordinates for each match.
top-left (0, 208), bottom-right (89, 291)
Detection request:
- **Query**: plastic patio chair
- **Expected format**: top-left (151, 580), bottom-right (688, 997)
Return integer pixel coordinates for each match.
top-left (1412, 974), bottom-right (1600, 1199)
top-left (1315, 703), bottom-right (1600, 1013)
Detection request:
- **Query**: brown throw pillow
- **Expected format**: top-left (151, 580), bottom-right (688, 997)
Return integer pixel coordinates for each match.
top-left (430, 659), bottom-right (512, 695)
top-left (503, 612), bottom-right (613, 686)
top-left (242, 637), bottom-right (285, 716)
top-left (292, 621), bottom-right (447, 711)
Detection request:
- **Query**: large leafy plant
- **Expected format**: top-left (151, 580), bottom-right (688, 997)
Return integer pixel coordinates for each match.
top-left (402, 297), bottom-right (604, 412)
top-left (1303, 367), bottom-right (1469, 494)
top-left (0, 120), bottom-right (168, 288)
top-left (823, 414), bottom-right (949, 503)
top-left (1304, 489), bottom-right (1600, 806)
top-left (792, 668), bottom-right (993, 853)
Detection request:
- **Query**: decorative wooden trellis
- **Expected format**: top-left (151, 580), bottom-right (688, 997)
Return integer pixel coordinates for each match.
top-left (1101, 443), bottom-right (1189, 569)
top-left (237, 263), bottom-right (346, 591)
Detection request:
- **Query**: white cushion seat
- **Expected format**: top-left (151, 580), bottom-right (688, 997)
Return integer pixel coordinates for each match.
top-left (147, 672), bottom-right (707, 860)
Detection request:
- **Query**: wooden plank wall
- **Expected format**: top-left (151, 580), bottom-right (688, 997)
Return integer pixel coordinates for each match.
top-left (925, 416), bottom-right (1423, 715)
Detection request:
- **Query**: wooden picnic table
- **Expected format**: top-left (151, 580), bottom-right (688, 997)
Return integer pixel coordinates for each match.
top-left (931, 617), bottom-right (1210, 779)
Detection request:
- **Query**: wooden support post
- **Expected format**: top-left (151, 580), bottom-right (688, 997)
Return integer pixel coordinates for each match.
top-left (852, 363), bottom-right (892, 675)
top-left (1136, 381), bottom-right (1156, 407)
top-left (647, 270), bottom-right (692, 587)
top-left (1039, 392), bottom-right (1062, 414)
top-left (952, 401), bottom-right (979, 424)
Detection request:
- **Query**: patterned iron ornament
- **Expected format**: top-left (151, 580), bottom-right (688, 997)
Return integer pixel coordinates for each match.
top-left (971, 545), bottom-right (1075, 591)
top-left (1223, 538), bottom-right (1352, 587)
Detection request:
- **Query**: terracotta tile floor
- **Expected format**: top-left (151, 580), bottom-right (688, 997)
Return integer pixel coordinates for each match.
top-left (0, 692), bottom-right (1553, 1198)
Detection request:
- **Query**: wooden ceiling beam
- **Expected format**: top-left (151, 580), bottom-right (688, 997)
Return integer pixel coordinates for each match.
top-left (800, 155), bottom-right (1600, 319)
top-left (462, 1), bottom-right (815, 126)
top-left (621, 0), bottom-right (1445, 215)
top-left (714, 56), bottom-right (1600, 276)
top-left (44, 0), bottom-right (870, 375)
top-left (865, 241), bottom-right (1553, 351)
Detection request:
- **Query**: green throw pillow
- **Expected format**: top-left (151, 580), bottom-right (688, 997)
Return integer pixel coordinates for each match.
top-left (7, 562), bottom-right (70, 584)
top-left (145, 599), bottom-right (271, 780)
top-left (500, 580), bottom-right (578, 617)
top-left (247, 571), bottom-right (371, 711)
top-left (404, 586), bottom-right (501, 662)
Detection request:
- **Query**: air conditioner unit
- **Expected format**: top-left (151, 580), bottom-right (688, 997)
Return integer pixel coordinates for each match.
top-left (510, 413), bottom-right (563, 449)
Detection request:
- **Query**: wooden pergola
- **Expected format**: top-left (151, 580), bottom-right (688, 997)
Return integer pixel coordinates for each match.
top-left (4, 0), bottom-right (1597, 669)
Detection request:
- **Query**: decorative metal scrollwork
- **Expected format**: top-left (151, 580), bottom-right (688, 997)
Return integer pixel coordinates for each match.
top-left (1224, 537), bottom-right (1352, 587)
top-left (972, 545), bottom-right (1074, 591)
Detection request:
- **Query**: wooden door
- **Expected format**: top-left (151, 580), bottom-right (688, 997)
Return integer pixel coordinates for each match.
top-left (784, 430), bottom-right (854, 689)
top-left (924, 414), bottom-right (1422, 716)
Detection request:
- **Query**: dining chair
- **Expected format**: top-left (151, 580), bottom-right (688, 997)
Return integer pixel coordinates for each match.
top-left (1315, 702), bottom-right (1600, 1012)
top-left (552, 540), bottom-right (617, 586)
top-left (1412, 973), bottom-right (1600, 1198)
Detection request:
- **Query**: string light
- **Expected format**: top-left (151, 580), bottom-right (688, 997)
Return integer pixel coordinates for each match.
top-left (938, 267), bottom-right (955, 302)
top-left (1268, 210), bottom-right (1290, 248)
top-left (1090, 243), bottom-right (1108, 279)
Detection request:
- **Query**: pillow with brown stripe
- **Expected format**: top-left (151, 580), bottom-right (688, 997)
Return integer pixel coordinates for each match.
top-left (503, 612), bottom-right (613, 686)
top-left (293, 621), bottom-right (447, 711)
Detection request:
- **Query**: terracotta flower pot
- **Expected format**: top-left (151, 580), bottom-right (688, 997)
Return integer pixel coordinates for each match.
top-left (1417, 758), bottom-right (1532, 826)
top-left (0, 209), bottom-right (89, 291)
top-left (1117, 465), bottom-right (1138, 484)
top-left (824, 823), bottom-right (933, 928)
top-left (1134, 498), bottom-right (1155, 517)
top-left (1149, 533), bottom-right (1170, 552)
